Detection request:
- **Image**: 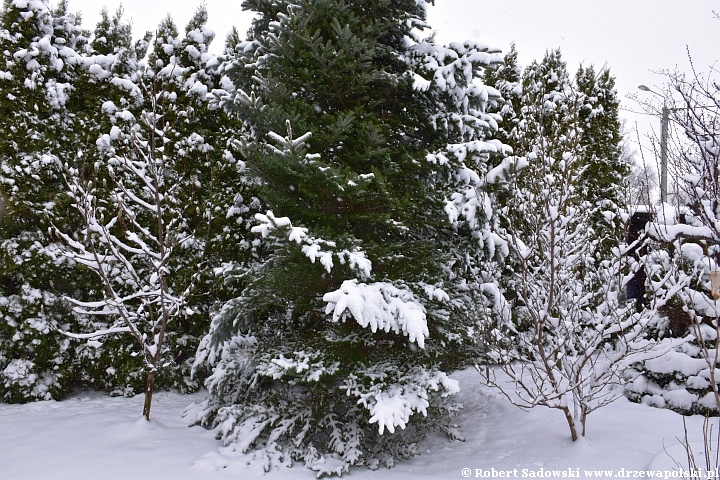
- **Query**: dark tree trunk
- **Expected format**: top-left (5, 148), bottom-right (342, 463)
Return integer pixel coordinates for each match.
top-left (142, 370), bottom-right (156, 421)
top-left (561, 405), bottom-right (579, 442)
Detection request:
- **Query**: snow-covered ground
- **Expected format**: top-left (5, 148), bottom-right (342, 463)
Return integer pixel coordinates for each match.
top-left (0, 369), bottom-right (710, 479)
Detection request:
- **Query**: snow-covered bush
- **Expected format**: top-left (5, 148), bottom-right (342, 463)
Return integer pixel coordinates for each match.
top-left (625, 338), bottom-right (720, 414)
top-left (624, 210), bottom-right (719, 415)
top-left (0, 285), bottom-right (72, 402)
top-left (480, 71), bottom-right (660, 441)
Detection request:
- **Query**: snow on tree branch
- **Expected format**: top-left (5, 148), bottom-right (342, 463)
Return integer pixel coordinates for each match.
top-left (323, 280), bottom-right (429, 348)
top-left (252, 211), bottom-right (372, 279)
top-left (49, 68), bottom-right (210, 420)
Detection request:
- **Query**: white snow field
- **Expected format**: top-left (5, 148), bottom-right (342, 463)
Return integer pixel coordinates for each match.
top-left (0, 368), bottom-right (709, 480)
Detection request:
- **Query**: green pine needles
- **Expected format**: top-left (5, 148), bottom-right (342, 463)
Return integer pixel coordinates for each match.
top-left (189, 0), bottom-right (510, 475)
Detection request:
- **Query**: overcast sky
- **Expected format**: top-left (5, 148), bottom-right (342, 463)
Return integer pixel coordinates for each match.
top-left (67, 0), bottom-right (720, 158)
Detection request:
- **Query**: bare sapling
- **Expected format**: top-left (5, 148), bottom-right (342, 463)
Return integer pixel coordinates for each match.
top-left (52, 73), bottom-right (209, 420)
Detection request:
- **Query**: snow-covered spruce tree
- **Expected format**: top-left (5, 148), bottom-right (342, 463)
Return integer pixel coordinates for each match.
top-left (0, 0), bottom-right (94, 402)
top-left (479, 71), bottom-right (661, 441)
top-left (188, 0), bottom-right (508, 474)
top-left (624, 66), bottom-right (720, 416)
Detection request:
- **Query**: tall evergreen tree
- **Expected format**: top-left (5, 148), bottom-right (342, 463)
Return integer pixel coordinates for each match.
top-left (492, 49), bottom-right (580, 252)
top-left (190, 0), bottom-right (508, 474)
top-left (89, 6), bottom-right (133, 56)
top-left (575, 64), bottom-right (629, 250)
top-left (484, 43), bottom-right (522, 150)
top-left (0, 0), bottom-right (90, 402)
top-left (575, 65), bottom-right (626, 201)
top-left (520, 49), bottom-right (574, 146)
top-left (497, 49), bottom-right (627, 246)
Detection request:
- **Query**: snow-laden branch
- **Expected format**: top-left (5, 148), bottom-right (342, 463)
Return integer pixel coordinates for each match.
top-left (57, 326), bottom-right (132, 340)
top-left (323, 280), bottom-right (429, 348)
top-left (252, 211), bottom-right (372, 279)
top-left (348, 366), bottom-right (459, 435)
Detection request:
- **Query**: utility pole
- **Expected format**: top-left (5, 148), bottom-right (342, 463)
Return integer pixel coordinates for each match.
top-left (638, 85), bottom-right (669, 204)
top-left (660, 105), bottom-right (668, 204)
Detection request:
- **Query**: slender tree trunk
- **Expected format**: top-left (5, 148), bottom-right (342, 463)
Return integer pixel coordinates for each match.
top-left (561, 405), bottom-right (579, 441)
top-left (143, 370), bottom-right (156, 421)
